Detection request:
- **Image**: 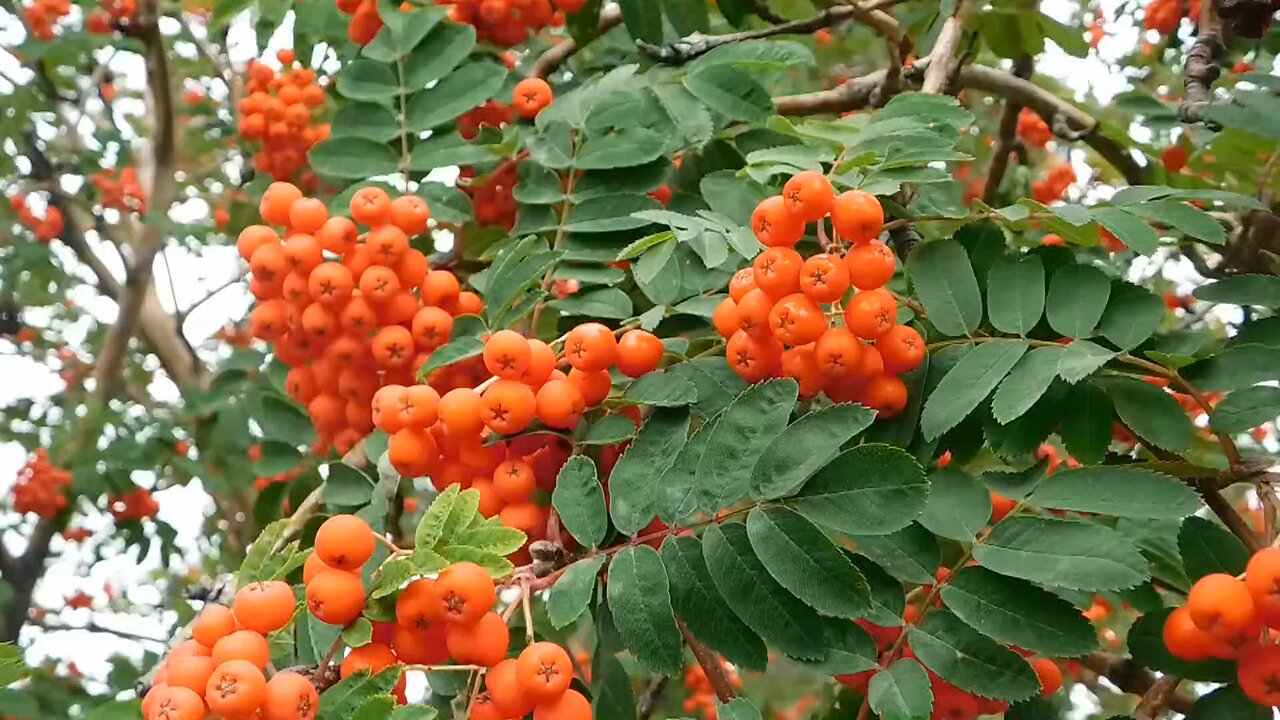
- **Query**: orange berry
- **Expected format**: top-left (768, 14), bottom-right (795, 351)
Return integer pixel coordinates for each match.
top-left (493, 460), bottom-right (536, 503)
top-left (844, 288), bottom-right (897, 340)
top-left (482, 379), bottom-right (537, 435)
top-left (232, 580), bottom-right (296, 634)
top-left (523, 339), bottom-right (557, 386)
top-left (484, 330), bottom-right (532, 380)
top-left (358, 265), bottom-right (401, 304)
top-left (814, 327), bottom-right (862, 377)
top-left (261, 182), bottom-right (304, 226)
top-left (782, 171), bottom-right (834, 223)
top-left (205, 659), bottom-right (267, 718)
top-left (512, 77), bottom-right (553, 119)
top-left (392, 622), bottom-right (449, 665)
top-left (567, 368), bottom-right (611, 407)
top-left (1030, 657), bottom-right (1062, 696)
top-left (616, 330), bottom-right (664, 377)
top-left (861, 374), bottom-right (908, 418)
top-left (488, 659), bottom-right (536, 718)
top-left (439, 388), bottom-right (486, 435)
top-left (1187, 573), bottom-right (1256, 637)
top-left (315, 514), bottom-right (376, 571)
top-left (411, 306), bottom-right (454, 350)
top-left (165, 655), bottom-right (215, 696)
top-left (306, 569), bottom-right (366, 626)
top-left (371, 325), bottom-right (415, 368)
top-left (339, 643), bottom-right (397, 678)
top-left (533, 688), bottom-right (592, 720)
top-left (237, 225), bottom-right (280, 262)
top-left (712, 298), bottom-right (739, 339)
top-left (435, 561), bottom-right (497, 624)
top-left (728, 267), bottom-right (758, 302)
top-left (288, 197), bottom-right (328, 234)
top-left (388, 195), bottom-right (430, 235)
top-left (303, 551), bottom-right (340, 585)
top-left (537, 378), bottom-right (586, 429)
top-left (262, 671), bottom-right (319, 720)
top-left (845, 240), bottom-right (896, 290)
top-left (768, 293), bottom-right (828, 346)
top-left (388, 427), bottom-right (438, 477)
top-left (211, 629), bottom-right (271, 669)
top-left (751, 195), bottom-right (804, 248)
top-left (753, 247), bottom-right (804, 299)
top-left (192, 604), bottom-right (237, 648)
top-left (421, 269), bottom-right (461, 309)
top-left (445, 611), bottom-right (510, 666)
top-left (349, 186), bottom-right (391, 227)
top-left (831, 189), bottom-right (883, 245)
top-left (877, 324), bottom-right (925, 374)
top-left (1247, 547), bottom-right (1280, 628)
top-left (516, 641), bottom-right (573, 702)
top-left (799, 253), bottom-right (850, 304)
top-left (726, 329), bottom-right (783, 382)
top-left (146, 685), bottom-right (204, 720)
top-left (563, 322), bottom-right (617, 372)
top-left (1238, 642), bottom-right (1280, 706)
top-left (735, 288), bottom-right (776, 337)
top-left (316, 216), bottom-right (358, 255)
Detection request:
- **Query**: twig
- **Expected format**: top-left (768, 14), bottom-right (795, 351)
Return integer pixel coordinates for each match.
top-left (1134, 675), bottom-right (1182, 720)
top-left (26, 617), bottom-right (168, 646)
top-left (678, 619), bottom-right (735, 703)
top-left (1178, 0), bottom-right (1225, 127)
top-left (178, 273), bottom-right (245, 322)
top-left (920, 0), bottom-right (974, 94)
top-left (529, 4), bottom-right (624, 78)
top-left (1079, 655), bottom-right (1195, 714)
top-left (318, 634), bottom-right (344, 672)
top-left (981, 57), bottom-right (1032, 205)
top-left (1198, 478), bottom-right (1260, 552)
top-left (638, 6), bottom-right (860, 65)
top-left (636, 677), bottom-right (670, 720)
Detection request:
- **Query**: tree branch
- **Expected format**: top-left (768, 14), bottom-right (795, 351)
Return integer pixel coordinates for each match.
top-left (981, 57), bottom-right (1032, 205)
top-left (1178, 0), bottom-right (1225, 127)
top-left (920, 0), bottom-right (974, 94)
top-left (638, 6), bottom-right (860, 64)
top-left (0, 519), bottom-right (57, 644)
top-left (529, 5), bottom-right (624, 78)
top-left (678, 619), bottom-right (735, 703)
top-left (1197, 478), bottom-right (1261, 552)
top-left (1080, 654), bottom-right (1194, 715)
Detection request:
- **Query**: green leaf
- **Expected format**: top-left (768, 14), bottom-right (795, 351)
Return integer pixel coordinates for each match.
top-left (389, 706), bottom-right (438, 720)
top-left (696, 379), bottom-right (798, 512)
top-left (1179, 515), bottom-right (1251, 580)
top-left (606, 545), bottom-right (684, 674)
top-left (577, 127), bottom-right (667, 170)
top-left (657, 414), bottom-right (718, 525)
top-left (1212, 385), bottom-right (1280, 433)
top-left (1128, 608), bottom-right (1237, 681)
top-left (1092, 206), bottom-right (1159, 254)
top-left (788, 444), bottom-right (928, 536)
top-left (416, 336), bottom-right (483, 379)
top-left (683, 65), bottom-right (774, 123)
top-left (592, 654), bottom-right (637, 720)
top-left (309, 138), bottom-right (399, 180)
top-left (851, 554), bottom-right (907, 626)
top-left (410, 134), bottom-right (497, 172)
top-left (323, 463), bottom-right (376, 507)
top-left (450, 524), bottom-right (526, 556)
top-left (908, 612), bottom-right (1040, 702)
top-left (0, 645), bottom-right (28, 688)
top-left (990, 345), bottom-right (1065, 424)
top-left (610, 408), bottom-right (691, 535)
top-left (918, 467), bottom-right (991, 541)
top-left (696, 40), bottom-right (816, 71)
top-left (1098, 282), bottom-right (1166, 351)
top-left (622, 371), bottom-right (698, 407)
top-left (547, 288), bottom-right (633, 319)
top-left (650, 83), bottom-right (715, 150)
top-left (986, 255), bottom-right (1045, 336)
top-left (407, 62), bottom-right (507, 131)
top-left (1194, 274), bottom-right (1280, 306)
top-left (582, 414), bottom-right (638, 445)
top-left (405, 20), bottom-right (475, 87)
top-left (973, 516), bottom-right (1150, 590)
top-left (1186, 683), bottom-right (1272, 719)
top-left (921, 339), bottom-right (1029, 439)
top-left (669, 356), bottom-right (751, 419)
top-left (552, 456), bottom-right (608, 548)
top-left (415, 484), bottom-right (461, 550)
top-left (337, 59), bottom-right (399, 101)
top-left (255, 440), bottom-right (303, 476)
top-left (1046, 264), bottom-right (1111, 339)
top-left (368, 2), bottom-right (444, 57)
top-left (751, 403), bottom-right (876, 500)
top-left (1058, 381), bottom-right (1112, 463)
top-left (745, 507), bottom-right (871, 618)
top-left (318, 667), bottom-right (402, 720)
top-left (617, 0), bottom-right (663, 42)
top-left (906, 239), bottom-right (983, 337)
top-left (703, 522), bottom-right (825, 660)
top-left (716, 698), bottom-right (762, 720)
top-left (661, 535), bottom-right (768, 670)
top-left (1030, 465), bottom-right (1199, 519)
top-left (435, 545), bottom-right (512, 577)
top-left (566, 194), bottom-right (663, 232)
top-left (1183, 344), bottom-right (1280, 391)
top-left (547, 556), bottom-right (605, 629)
top-left (1127, 200), bottom-right (1226, 245)
top-left (798, 617), bottom-right (879, 675)
top-left (660, 0), bottom-right (710, 34)
top-left (1103, 377), bottom-right (1194, 452)
top-left (482, 237), bottom-right (562, 327)
top-left (341, 617), bottom-right (373, 647)
top-left (331, 102), bottom-right (400, 143)
top-left (260, 394), bottom-right (317, 445)
top-left (849, 523), bottom-right (940, 584)
top-left (371, 556), bottom-right (415, 599)
top-left (1058, 339), bottom-right (1116, 383)
top-left (941, 567), bottom-right (1097, 657)
top-left (869, 660), bottom-right (934, 720)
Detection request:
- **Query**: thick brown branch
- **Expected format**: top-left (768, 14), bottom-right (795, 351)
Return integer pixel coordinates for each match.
top-left (0, 519), bottom-right (56, 644)
top-left (920, 0), bottom-right (973, 94)
top-left (678, 619), bottom-right (735, 703)
top-left (981, 57), bottom-right (1032, 205)
top-left (1198, 478), bottom-right (1260, 552)
top-left (1081, 654), bottom-right (1194, 714)
top-left (529, 5), bottom-right (623, 78)
top-left (1178, 0), bottom-right (1225, 126)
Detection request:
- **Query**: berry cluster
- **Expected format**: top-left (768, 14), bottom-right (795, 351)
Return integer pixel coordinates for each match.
top-left (1016, 108), bottom-right (1051, 148)
top-left (460, 160), bottom-right (519, 230)
top-left (1164, 548), bottom-right (1280, 706)
top-left (1030, 162), bottom-right (1076, 205)
top-left (236, 53), bottom-right (329, 184)
top-left (85, 0), bottom-right (135, 33)
top-left (457, 100), bottom-right (515, 141)
top-left (91, 167), bottom-right (147, 213)
top-left (444, 0), bottom-right (567, 48)
top-left (681, 660), bottom-right (741, 719)
top-left (1143, 0), bottom-right (1201, 34)
top-left (10, 194), bottom-right (65, 243)
top-left (22, 0), bottom-right (70, 40)
top-left (11, 449), bottom-right (71, 518)
top-left (240, 181), bottom-right (468, 455)
top-left (717, 173), bottom-right (924, 417)
top-left (107, 487), bottom-right (160, 522)
top-left (334, 0), bottom-right (384, 45)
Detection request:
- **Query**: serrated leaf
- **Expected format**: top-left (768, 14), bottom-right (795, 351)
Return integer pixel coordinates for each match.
top-left (547, 556), bottom-right (605, 629)
top-left (389, 705), bottom-right (438, 720)
top-left (582, 414), bottom-right (638, 445)
top-left (405, 20), bottom-right (475, 87)
top-left (941, 567), bottom-right (1097, 657)
top-left (906, 239), bottom-right (983, 337)
top-left (416, 337), bottom-right (484, 378)
top-left (352, 696), bottom-right (394, 720)
top-left (797, 617), bottom-right (879, 675)
top-left (341, 617), bottom-right (373, 647)
top-left (1058, 339), bottom-right (1116, 383)
top-left (751, 403), bottom-right (877, 500)
top-left (849, 523), bottom-right (940, 584)
top-left (1046, 264), bottom-right (1111, 339)
top-left (1179, 515), bottom-right (1251, 580)
top-left (869, 660), bottom-right (934, 720)
top-left (990, 345), bottom-right (1064, 423)
top-left (592, 653), bottom-right (637, 720)
top-left (318, 667), bottom-right (402, 720)
top-left (668, 357), bottom-right (751, 418)
top-left (682, 64), bottom-right (773, 122)
top-left (1186, 683), bottom-right (1272, 719)
top-left (745, 507), bottom-right (871, 618)
top-left (372, 556), bottom-right (414, 598)
top-left (435, 545), bottom-right (512, 576)
top-left (337, 59), bottom-right (399, 101)
top-left (703, 522), bottom-right (825, 660)
top-left (986, 255), bottom-right (1044, 336)
top-left (237, 519), bottom-right (288, 587)
top-left (908, 612), bottom-right (1040, 702)
top-left (1211, 385), bottom-right (1280, 433)
top-left (661, 535), bottom-right (768, 670)
top-left (609, 408), bottom-right (691, 535)
top-left (1058, 381), bottom-right (1112, 463)
top-left (414, 484), bottom-right (459, 550)
top-left (406, 62), bottom-right (506, 131)
top-left (1194, 274), bottom-right (1280, 306)
top-left (622, 371), bottom-right (698, 407)
top-left (1128, 200), bottom-right (1226, 245)
top-left (696, 380), bottom-right (798, 512)
top-left (1098, 282), bottom-right (1164, 350)
top-left (1093, 206), bottom-right (1159, 254)
top-left (309, 139), bottom-right (399, 180)
top-left (1182, 344), bottom-right (1280, 391)
top-left (576, 127), bottom-right (667, 169)
top-left (450, 524), bottom-right (527, 556)
top-left (918, 467), bottom-right (991, 541)
top-left (1030, 465), bottom-right (1199, 519)
top-left (552, 456), bottom-right (607, 548)
top-left (606, 545), bottom-right (683, 674)
top-left (787, 444), bottom-right (928, 536)
top-left (1103, 377), bottom-right (1194, 452)
top-left (922, 340), bottom-right (1029, 439)
top-left (973, 516), bottom-right (1150, 590)
top-left (323, 463), bottom-right (377, 507)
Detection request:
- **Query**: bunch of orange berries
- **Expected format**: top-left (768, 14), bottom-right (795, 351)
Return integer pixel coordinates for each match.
top-left (22, 0), bottom-right (70, 40)
top-left (716, 172), bottom-right (924, 418)
top-left (85, 0), bottom-right (136, 33)
top-left (143, 580), bottom-right (315, 720)
top-left (1164, 547), bottom-right (1280, 706)
top-left (334, 0), bottom-right (384, 45)
top-left (91, 167), bottom-right (147, 213)
top-left (1016, 108), bottom-right (1052, 148)
top-left (10, 194), bottom-right (64, 243)
top-left (442, 0), bottom-right (571, 48)
top-left (11, 449), bottom-right (71, 518)
top-left (240, 180), bottom-right (471, 455)
top-left (107, 487), bottom-right (159, 522)
top-left (1030, 162), bottom-right (1076, 205)
top-left (236, 52), bottom-right (330, 184)
top-left (681, 659), bottom-right (741, 720)
top-left (460, 160), bottom-right (519, 230)
top-left (1143, 0), bottom-right (1200, 34)
top-left (457, 100), bottom-right (516, 141)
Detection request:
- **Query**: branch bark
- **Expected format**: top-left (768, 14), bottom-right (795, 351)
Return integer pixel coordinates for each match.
top-left (920, 0), bottom-right (974, 94)
top-left (678, 619), bottom-right (736, 703)
top-left (1178, 0), bottom-right (1225, 126)
top-left (529, 5), bottom-right (624, 78)
top-left (981, 57), bottom-right (1032, 205)
top-left (1080, 654), bottom-right (1195, 715)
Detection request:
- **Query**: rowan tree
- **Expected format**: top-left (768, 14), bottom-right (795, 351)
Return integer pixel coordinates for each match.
top-left (2, 0), bottom-right (1280, 718)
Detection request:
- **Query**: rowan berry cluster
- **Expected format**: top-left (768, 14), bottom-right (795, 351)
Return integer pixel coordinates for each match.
top-left (334, 0), bottom-right (384, 45)
top-left (85, 0), bottom-right (136, 33)
top-left (1030, 163), bottom-right (1076, 205)
top-left (22, 0), bottom-right (70, 40)
top-left (240, 181), bottom-right (470, 455)
top-left (457, 100), bottom-right (514, 141)
top-left (10, 194), bottom-right (65, 243)
top-left (1143, 0), bottom-right (1200, 34)
top-left (142, 581), bottom-right (315, 720)
top-left (11, 449), bottom-right (71, 518)
top-left (1016, 108), bottom-right (1052, 148)
top-left (1164, 547), bottom-right (1280, 706)
top-left (236, 53), bottom-right (329, 184)
top-left (107, 487), bottom-right (160, 522)
top-left (91, 167), bottom-right (147, 213)
top-left (717, 173), bottom-right (924, 418)
top-left (460, 160), bottom-right (519, 230)
top-left (444, 0), bottom-right (569, 48)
